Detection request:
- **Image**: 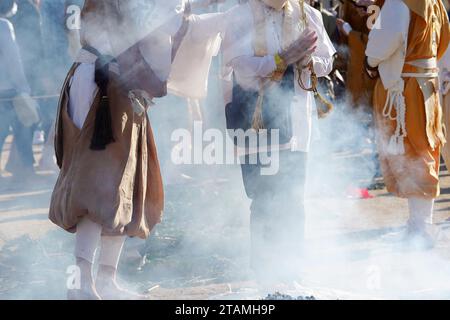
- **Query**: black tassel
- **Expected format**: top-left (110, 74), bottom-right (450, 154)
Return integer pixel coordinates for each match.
top-left (90, 96), bottom-right (115, 150)
top-left (85, 45), bottom-right (116, 151)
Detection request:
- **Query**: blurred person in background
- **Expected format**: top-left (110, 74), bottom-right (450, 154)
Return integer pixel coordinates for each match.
top-left (319, 0), bottom-right (381, 190)
top-left (0, 0), bottom-right (39, 181)
top-left (4, 0), bottom-right (43, 178)
top-left (36, 0), bottom-right (74, 170)
top-left (10, 0), bottom-right (44, 95)
top-left (439, 0), bottom-right (450, 171)
top-left (440, 44), bottom-right (450, 172)
top-left (37, 0), bottom-right (85, 171)
top-left (440, 0), bottom-right (450, 171)
top-left (307, 0), bottom-right (340, 40)
top-left (336, 0), bottom-right (377, 112)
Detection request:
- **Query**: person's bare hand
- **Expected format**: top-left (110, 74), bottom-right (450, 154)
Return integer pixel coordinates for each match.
top-left (336, 18), bottom-right (347, 36)
top-left (279, 29), bottom-right (318, 66)
top-left (355, 0), bottom-right (375, 16)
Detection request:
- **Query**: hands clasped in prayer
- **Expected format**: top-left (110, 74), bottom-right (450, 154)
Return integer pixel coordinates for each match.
top-left (279, 29), bottom-right (318, 67)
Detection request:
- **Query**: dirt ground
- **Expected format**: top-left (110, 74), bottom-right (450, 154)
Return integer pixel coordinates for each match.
top-left (1, 137), bottom-right (450, 300)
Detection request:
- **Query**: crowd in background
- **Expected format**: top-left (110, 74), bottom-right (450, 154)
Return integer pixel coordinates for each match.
top-left (0, 0), bottom-right (83, 182)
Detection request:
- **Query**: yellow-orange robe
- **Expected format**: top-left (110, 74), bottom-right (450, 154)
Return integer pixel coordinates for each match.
top-left (340, 1), bottom-right (377, 108)
top-left (368, 0), bottom-right (450, 199)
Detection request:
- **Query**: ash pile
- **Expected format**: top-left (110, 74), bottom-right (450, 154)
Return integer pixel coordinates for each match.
top-left (264, 292), bottom-right (316, 301)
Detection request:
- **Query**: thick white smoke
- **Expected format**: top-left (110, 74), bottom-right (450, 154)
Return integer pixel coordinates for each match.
top-left (1, 0), bottom-right (450, 300)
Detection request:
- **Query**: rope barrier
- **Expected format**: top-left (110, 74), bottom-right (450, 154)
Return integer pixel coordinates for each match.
top-left (0, 94), bottom-right (60, 103)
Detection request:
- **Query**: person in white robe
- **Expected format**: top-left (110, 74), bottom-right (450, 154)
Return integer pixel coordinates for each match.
top-left (201, 0), bottom-right (336, 277)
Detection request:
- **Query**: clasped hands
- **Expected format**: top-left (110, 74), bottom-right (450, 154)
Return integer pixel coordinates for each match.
top-left (278, 29), bottom-right (318, 68)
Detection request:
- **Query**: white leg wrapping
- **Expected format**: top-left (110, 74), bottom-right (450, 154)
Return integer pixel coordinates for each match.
top-left (75, 218), bottom-right (102, 264)
top-left (407, 197), bottom-right (434, 231)
top-left (98, 236), bottom-right (127, 269)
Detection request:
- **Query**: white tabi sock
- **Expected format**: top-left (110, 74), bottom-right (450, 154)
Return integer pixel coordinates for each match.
top-left (75, 217), bottom-right (102, 264)
top-left (407, 198), bottom-right (434, 232)
top-left (98, 236), bottom-right (127, 269)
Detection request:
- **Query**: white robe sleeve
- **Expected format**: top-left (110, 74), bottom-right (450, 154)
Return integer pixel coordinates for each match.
top-left (306, 5), bottom-right (336, 77)
top-left (168, 9), bottom-right (233, 99)
top-left (366, 0), bottom-right (410, 89)
top-left (228, 55), bottom-right (276, 79)
top-left (366, 0), bottom-right (410, 66)
top-left (188, 12), bottom-right (229, 42)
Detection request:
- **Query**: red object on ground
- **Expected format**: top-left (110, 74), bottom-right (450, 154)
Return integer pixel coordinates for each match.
top-left (360, 188), bottom-right (374, 199)
top-left (346, 186), bottom-right (374, 199)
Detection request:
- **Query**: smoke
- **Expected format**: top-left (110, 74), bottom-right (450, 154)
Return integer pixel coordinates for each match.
top-left (2, 0), bottom-right (450, 301)
top-left (137, 57), bottom-right (450, 299)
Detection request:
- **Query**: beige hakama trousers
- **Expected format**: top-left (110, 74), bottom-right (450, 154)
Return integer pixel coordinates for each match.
top-left (68, 64), bottom-right (126, 268)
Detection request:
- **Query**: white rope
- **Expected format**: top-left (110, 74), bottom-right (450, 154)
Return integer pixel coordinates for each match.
top-left (382, 67), bottom-right (440, 156)
top-left (383, 80), bottom-right (407, 155)
top-left (401, 72), bottom-right (439, 78)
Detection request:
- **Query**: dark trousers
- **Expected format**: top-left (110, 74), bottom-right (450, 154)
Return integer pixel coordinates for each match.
top-left (38, 97), bottom-right (59, 143)
top-left (240, 150), bottom-right (307, 275)
top-left (0, 101), bottom-right (35, 175)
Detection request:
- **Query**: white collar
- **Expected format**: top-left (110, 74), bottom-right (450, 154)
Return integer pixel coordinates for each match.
top-left (74, 48), bottom-right (120, 75)
top-left (74, 48), bottom-right (98, 64)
